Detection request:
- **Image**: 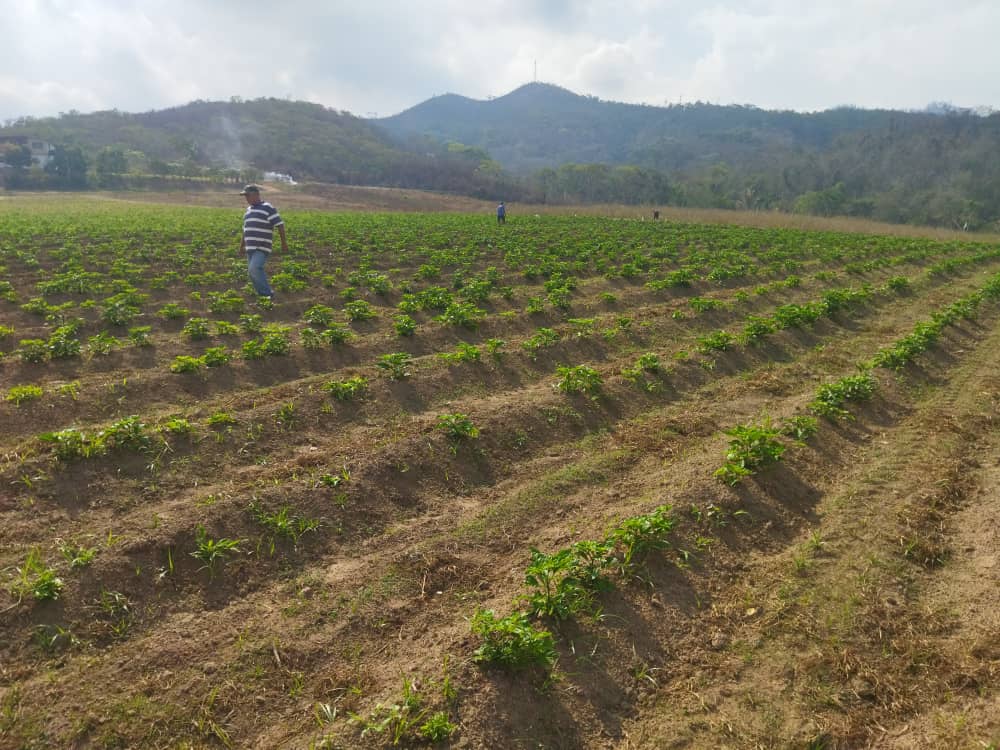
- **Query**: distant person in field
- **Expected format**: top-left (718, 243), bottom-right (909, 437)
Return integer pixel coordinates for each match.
top-left (497, 201), bottom-right (506, 224)
top-left (239, 184), bottom-right (287, 300)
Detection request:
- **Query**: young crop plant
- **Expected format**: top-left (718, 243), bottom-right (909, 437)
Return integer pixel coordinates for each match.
top-left (485, 338), bottom-right (506, 357)
top-left (393, 314), bottom-right (417, 337)
top-left (38, 427), bottom-right (104, 460)
top-left (437, 413), bottom-right (480, 441)
top-left (47, 326), bottom-right (82, 359)
top-left (348, 677), bottom-right (429, 746)
top-left (344, 299), bottom-right (377, 322)
top-left (127, 325), bottom-right (153, 347)
top-left (206, 290), bottom-right (245, 314)
top-left (782, 415), bottom-right (819, 443)
top-left (214, 320), bottom-right (240, 336)
top-left (555, 364), bottom-right (603, 397)
top-left (101, 298), bottom-right (141, 327)
top-left (470, 609), bottom-right (557, 670)
top-left (525, 296), bottom-right (545, 314)
top-left (87, 331), bottom-right (120, 356)
top-left (318, 466), bottom-right (351, 488)
top-left (324, 375), bottom-right (369, 401)
top-left (696, 330), bottom-right (735, 353)
top-left (248, 500), bottom-right (320, 547)
top-left (773, 302), bottom-right (826, 329)
top-left (191, 525), bottom-right (245, 576)
top-left (606, 505), bottom-right (676, 575)
top-left (810, 371), bottom-right (878, 420)
top-left (303, 304), bottom-right (336, 328)
top-left (170, 354), bottom-right (206, 373)
top-left (6, 384), bottom-right (43, 405)
top-left (740, 315), bottom-right (776, 345)
top-left (438, 342), bottom-right (481, 364)
top-left (321, 322), bottom-right (353, 346)
top-left (161, 417), bottom-right (194, 436)
top-left (868, 321), bottom-right (942, 371)
top-left (207, 411), bottom-right (237, 428)
top-left (522, 328), bottom-right (559, 358)
top-left (714, 420), bottom-right (786, 485)
top-left (239, 313), bottom-right (263, 333)
top-left (567, 318), bottom-right (596, 337)
top-left (377, 352), bottom-right (413, 380)
top-left (9, 548), bottom-right (64, 602)
top-left (689, 296), bottom-right (725, 314)
top-left (419, 712), bottom-right (457, 743)
top-left (523, 543), bottom-right (613, 620)
top-left (158, 302), bottom-right (189, 320)
top-left (435, 301), bottom-right (486, 329)
top-left (99, 415), bottom-right (151, 452)
top-left (17, 338), bottom-right (49, 363)
top-left (253, 326), bottom-right (291, 356)
top-left (182, 317), bottom-right (212, 340)
top-left (201, 346), bottom-right (231, 367)
top-left (59, 541), bottom-right (98, 569)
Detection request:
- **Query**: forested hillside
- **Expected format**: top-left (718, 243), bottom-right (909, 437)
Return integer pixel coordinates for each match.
top-left (0, 99), bottom-right (515, 198)
top-left (379, 83), bottom-right (1000, 229)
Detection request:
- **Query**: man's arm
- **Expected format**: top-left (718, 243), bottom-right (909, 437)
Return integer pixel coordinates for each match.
top-left (277, 224), bottom-right (288, 252)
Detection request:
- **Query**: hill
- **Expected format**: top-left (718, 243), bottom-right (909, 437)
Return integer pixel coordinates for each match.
top-left (0, 98), bottom-right (516, 197)
top-left (377, 83), bottom-right (1000, 228)
top-left (378, 82), bottom-right (902, 172)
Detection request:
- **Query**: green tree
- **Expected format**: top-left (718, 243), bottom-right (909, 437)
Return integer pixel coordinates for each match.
top-left (95, 146), bottom-right (128, 185)
top-left (44, 144), bottom-right (88, 188)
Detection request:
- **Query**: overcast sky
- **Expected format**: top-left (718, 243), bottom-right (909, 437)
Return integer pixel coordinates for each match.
top-left (3, 0), bottom-right (998, 122)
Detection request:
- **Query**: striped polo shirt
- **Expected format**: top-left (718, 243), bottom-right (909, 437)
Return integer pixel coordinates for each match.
top-left (243, 201), bottom-right (284, 253)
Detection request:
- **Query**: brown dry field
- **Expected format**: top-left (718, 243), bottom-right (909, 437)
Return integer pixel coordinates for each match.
top-left (0, 187), bottom-right (998, 750)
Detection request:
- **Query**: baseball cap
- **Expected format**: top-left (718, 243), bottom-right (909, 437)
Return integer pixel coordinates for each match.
top-left (239, 184), bottom-right (261, 195)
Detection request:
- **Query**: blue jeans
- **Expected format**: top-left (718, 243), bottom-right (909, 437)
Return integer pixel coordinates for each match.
top-left (247, 250), bottom-right (273, 297)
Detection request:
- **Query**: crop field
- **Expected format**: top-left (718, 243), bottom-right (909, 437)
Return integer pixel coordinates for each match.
top-left (1, 194), bottom-right (998, 749)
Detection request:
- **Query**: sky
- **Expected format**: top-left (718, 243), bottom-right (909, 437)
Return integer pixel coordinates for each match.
top-left (2, 0), bottom-right (999, 123)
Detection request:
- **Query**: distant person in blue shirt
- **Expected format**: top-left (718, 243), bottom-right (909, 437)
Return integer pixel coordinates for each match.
top-left (497, 201), bottom-right (506, 224)
top-left (238, 184), bottom-right (287, 300)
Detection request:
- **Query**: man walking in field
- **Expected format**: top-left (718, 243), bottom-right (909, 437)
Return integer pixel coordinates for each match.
top-left (239, 184), bottom-right (287, 300)
top-left (496, 201), bottom-right (506, 224)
